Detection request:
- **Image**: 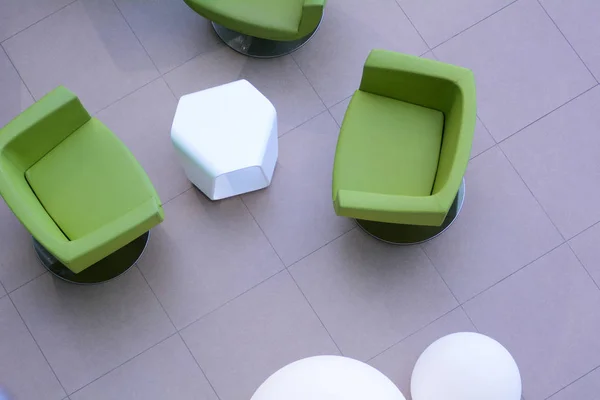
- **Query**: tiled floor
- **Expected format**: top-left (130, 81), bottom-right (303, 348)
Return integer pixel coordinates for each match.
top-left (0, 0), bottom-right (599, 399)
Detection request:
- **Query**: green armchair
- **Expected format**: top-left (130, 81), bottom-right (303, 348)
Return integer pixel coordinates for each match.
top-left (332, 50), bottom-right (476, 244)
top-left (184, 0), bottom-right (326, 57)
top-left (0, 87), bottom-right (164, 283)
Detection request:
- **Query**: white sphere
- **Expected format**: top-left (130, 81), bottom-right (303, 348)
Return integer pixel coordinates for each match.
top-left (411, 332), bottom-right (521, 400)
top-left (252, 355), bottom-right (406, 400)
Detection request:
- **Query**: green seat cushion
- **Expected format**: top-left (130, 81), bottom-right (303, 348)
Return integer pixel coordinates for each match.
top-left (334, 90), bottom-right (444, 198)
top-left (185, 0), bottom-right (306, 40)
top-left (25, 118), bottom-right (158, 240)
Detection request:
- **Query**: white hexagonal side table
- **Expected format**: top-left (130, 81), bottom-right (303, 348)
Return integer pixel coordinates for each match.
top-left (171, 79), bottom-right (278, 200)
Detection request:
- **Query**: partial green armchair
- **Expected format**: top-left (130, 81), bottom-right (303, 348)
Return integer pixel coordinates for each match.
top-left (333, 50), bottom-right (476, 244)
top-left (184, 0), bottom-right (326, 57)
top-left (0, 87), bottom-right (164, 283)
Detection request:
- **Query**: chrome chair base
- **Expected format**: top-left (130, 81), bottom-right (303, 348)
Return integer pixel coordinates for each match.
top-left (211, 21), bottom-right (321, 58)
top-left (33, 232), bottom-right (150, 284)
top-left (356, 179), bottom-right (466, 245)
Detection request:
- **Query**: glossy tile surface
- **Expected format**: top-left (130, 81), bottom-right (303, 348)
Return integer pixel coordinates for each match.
top-left (289, 229), bottom-right (457, 360)
top-left (1, 0), bottom-right (600, 398)
top-left (464, 245), bottom-right (600, 399)
top-left (502, 86), bottom-right (600, 239)
top-left (181, 272), bottom-right (339, 400)
top-left (434, 0), bottom-right (595, 142)
top-left (70, 335), bottom-right (217, 400)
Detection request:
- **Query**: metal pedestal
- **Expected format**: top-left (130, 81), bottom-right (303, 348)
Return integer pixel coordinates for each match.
top-left (33, 232), bottom-right (150, 284)
top-left (356, 180), bottom-right (466, 245)
top-left (211, 20), bottom-right (321, 58)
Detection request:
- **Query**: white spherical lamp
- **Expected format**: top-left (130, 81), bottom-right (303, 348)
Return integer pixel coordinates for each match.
top-left (411, 332), bottom-right (521, 400)
top-left (252, 355), bottom-right (406, 400)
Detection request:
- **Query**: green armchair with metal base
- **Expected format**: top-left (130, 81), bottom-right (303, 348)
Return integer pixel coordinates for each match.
top-left (332, 50), bottom-right (476, 244)
top-left (183, 0), bottom-right (325, 58)
top-left (0, 86), bottom-right (164, 284)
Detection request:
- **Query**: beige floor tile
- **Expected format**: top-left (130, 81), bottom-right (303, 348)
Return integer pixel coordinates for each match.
top-left (570, 222), bottom-right (600, 288)
top-left (113, 0), bottom-right (222, 74)
top-left (242, 112), bottom-right (355, 266)
top-left (164, 47), bottom-right (325, 134)
top-left (97, 78), bottom-right (191, 203)
top-left (290, 229), bottom-right (457, 360)
top-left (0, 199), bottom-right (46, 293)
top-left (464, 245), bottom-right (600, 399)
top-left (369, 307), bottom-right (476, 397)
top-left (399, 0), bottom-right (514, 47)
top-left (434, 0), bottom-right (595, 141)
top-left (548, 367), bottom-right (600, 400)
top-left (3, 0), bottom-right (158, 113)
top-left (70, 335), bottom-right (217, 400)
top-left (138, 189), bottom-right (284, 329)
top-left (10, 269), bottom-right (175, 394)
top-left (0, 296), bottom-right (65, 400)
top-left (502, 86), bottom-right (600, 239)
top-left (423, 147), bottom-right (563, 302)
top-left (0, 47), bottom-right (33, 128)
top-left (540, 0), bottom-right (600, 81)
top-left (181, 271), bottom-right (339, 400)
top-left (0, 0), bottom-right (72, 42)
top-left (292, 0), bottom-right (428, 107)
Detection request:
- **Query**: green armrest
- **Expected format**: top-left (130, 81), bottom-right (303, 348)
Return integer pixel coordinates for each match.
top-left (334, 190), bottom-right (447, 226)
top-left (299, 0), bottom-right (326, 37)
top-left (64, 199), bottom-right (163, 273)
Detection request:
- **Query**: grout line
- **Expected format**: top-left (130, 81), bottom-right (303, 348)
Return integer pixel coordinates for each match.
top-left (1, 44), bottom-right (35, 101)
top-left (239, 195), bottom-right (345, 354)
top-left (497, 146), bottom-right (566, 242)
top-left (67, 331), bottom-right (179, 397)
top-left (366, 305), bottom-right (463, 362)
top-left (420, 245), bottom-right (461, 306)
top-left (430, 0), bottom-right (519, 52)
top-left (536, 0), bottom-right (599, 84)
top-left (178, 331), bottom-right (223, 400)
top-left (0, 0), bottom-right (78, 46)
top-left (468, 142), bottom-right (497, 163)
top-left (567, 241), bottom-right (600, 293)
top-left (567, 219), bottom-right (600, 242)
top-left (6, 270), bottom-right (47, 296)
top-left (239, 197), bottom-right (286, 267)
top-left (162, 185), bottom-right (194, 207)
top-left (110, 0), bottom-right (160, 75)
top-left (460, 240), bottom-right (566, 305)
top-left (135, 266), bottom-right (223, 400)
top-left (290, 54), bottom-right (327, 109)
top-left (278, 108), bottom-right (331, 138)
top-left (6, 293), bottom-right (69, 398)
top-left (497, 83), bottom-right (599, 146)
top-left (394, 0), bottom-right (431, 50)
top-left (286, 225), bottom-right (357, 270)
top-left (286, 269), bottom-right (344, 355)
top-left (176, 268), bottom-right (286, 333)
top-left (476, 115), bottom-right (497, 144)
top-left (420, 243), bottom-right (482, 334)
top-left (92, 75), bottom-right (164, 116)
top-left (544, 363), bottom-right (600, 399)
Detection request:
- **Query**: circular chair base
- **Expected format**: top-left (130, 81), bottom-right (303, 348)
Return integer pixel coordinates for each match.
top-left (356, 180), bottom-right (466, 245)
top-left (33, 232), bottom-right (150, 285)
top-left (211, 21), bottom-right (321, 58)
